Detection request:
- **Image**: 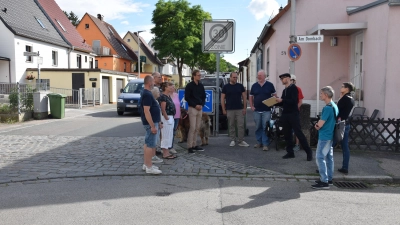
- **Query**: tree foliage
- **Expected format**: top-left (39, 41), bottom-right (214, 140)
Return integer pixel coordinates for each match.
top-left (63, 11), bottom-right (80, 26)
top-left (197, 54), bottom-right (238, 74)
top-left (151, 0), bottom-right (211, 87)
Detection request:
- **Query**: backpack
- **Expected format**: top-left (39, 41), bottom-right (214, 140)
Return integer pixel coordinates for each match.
top-left (329, 104), bottom-right (345, 143)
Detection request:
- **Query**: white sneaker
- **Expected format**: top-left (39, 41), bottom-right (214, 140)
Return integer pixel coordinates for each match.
top-left (238, 141), bottom-right (249, 147)
top-left (142, 164), bottom-right (159, 171)
top-left (169, 149), bottom-right (177, 154)
top-left (151, 156), bottom-right (163, 163)
top-left (229, 141), bottom-right (236, 147)
top-left (146, 166), bottom-right (162, 174)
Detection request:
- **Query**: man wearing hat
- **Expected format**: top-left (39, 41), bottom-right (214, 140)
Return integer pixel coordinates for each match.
top-left (290, 74), bottom-right (304, 151)
top-left (276, 73), bottom-right (313, 161)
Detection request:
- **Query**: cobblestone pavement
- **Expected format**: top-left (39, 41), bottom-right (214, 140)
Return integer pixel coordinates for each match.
top-left (0, 135), bottom-right (283, 184)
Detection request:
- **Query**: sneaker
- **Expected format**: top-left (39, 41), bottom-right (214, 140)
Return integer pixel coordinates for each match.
top-left (338, 168), bottom-right (348, 175)
top-left (282, 153), bottom-right (295, 159)
top-left (151, 156), bottom-right (163, 163)
top-left (193, 146), bottom-right (204, 151)
top-left (145, 166), bottom-right (162, 174)
top-left (314, 180), bottom-right (333, 186)
top-left (263, 146), bottom-right (269, 151)
top-left (230, 141), bottom-right (236, 147)
top-left (312, 181), bottom-right (330, 190)
top-left (188, 148), bottom-right (195, 154)
top-left (142, 164), bottom-right (159, 171)
top-left (293, 144), bottom-right (300, 151)
top-left (169, 149), bottom-right (177, 154)
top-left (254, 144), bottom-right (263, 148)
top-left (238, 141), bottom-right (249, 147)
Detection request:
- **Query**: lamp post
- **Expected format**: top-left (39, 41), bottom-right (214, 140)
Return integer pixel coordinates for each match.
top-left (137, 30), bottom-right (146, 78)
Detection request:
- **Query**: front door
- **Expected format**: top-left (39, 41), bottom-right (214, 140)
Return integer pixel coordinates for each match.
top-left (102, 77), bottom-right (110, 104)
top-left (72, 73), bottom-right (84, 104)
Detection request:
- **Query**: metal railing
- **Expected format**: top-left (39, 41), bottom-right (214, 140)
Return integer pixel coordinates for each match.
top-left (79, 88), bottom-right (100, 108)
top-left (48, 87), bottom-right (80, 108)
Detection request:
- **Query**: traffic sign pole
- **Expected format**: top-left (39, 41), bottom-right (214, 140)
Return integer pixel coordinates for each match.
top-left (215, 53), bottom-right (220, 136)
top-left (289, 0), bottom-right (296, 75)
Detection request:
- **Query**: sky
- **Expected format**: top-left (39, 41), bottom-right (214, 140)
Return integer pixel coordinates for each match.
top-left (56, 0), bottom-right (289, 66)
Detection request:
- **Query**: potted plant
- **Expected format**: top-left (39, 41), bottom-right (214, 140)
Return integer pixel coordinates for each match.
top-left (26, 73), bottom-right (35, 82)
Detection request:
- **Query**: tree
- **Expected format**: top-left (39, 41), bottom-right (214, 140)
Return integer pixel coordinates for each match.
top-left (63, 11), bottom-right (80, 26)
top-left (151, 0), bottom-right (211, 87)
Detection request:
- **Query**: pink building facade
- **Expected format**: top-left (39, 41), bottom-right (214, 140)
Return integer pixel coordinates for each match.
top-left (251, 0), bottom-right (400, 119)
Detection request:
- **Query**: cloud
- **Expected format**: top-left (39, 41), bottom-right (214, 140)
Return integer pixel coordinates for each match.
top-left (57, 0), bottom-right (150, 20)
top-left (121, 21), bottom-right (129, 25)
top-left (247, 0), bottom-right (280, 21)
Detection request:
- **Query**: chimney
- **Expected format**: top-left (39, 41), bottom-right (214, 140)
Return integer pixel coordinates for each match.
top-left (279, 5), bottom-right (283, 12)
top-left (97, 14), bottom-right (103, 21)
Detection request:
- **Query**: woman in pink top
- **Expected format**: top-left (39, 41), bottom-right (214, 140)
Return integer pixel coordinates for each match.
top-left (169, 85), bottom-right (181, 154)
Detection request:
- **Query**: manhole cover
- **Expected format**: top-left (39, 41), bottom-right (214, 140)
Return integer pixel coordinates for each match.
top-left (156, 192), bottom-right (171, 197)
top-left (334, 181), bottom-right (369, 189)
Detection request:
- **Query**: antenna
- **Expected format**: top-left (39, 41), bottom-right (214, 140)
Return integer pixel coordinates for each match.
top-left (268, 10), bottom-right (275, 22)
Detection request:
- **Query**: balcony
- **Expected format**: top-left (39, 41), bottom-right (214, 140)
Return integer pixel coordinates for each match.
top-left (93, 46), bottom-right (111, 56)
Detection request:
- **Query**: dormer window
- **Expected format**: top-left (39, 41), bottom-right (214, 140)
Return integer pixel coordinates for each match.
top-left (35, 17), bottom-right (45, 28)
top-left (56, 19), bottom-right (66, 32)
top-left (108, 26), bottom-right (114, 34)
top-left (121, 44), bottom-right (127, 51)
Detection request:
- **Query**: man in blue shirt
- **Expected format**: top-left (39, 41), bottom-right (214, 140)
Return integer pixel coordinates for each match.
top-left (312, 86), bottom-right (338, 189)
top-left (249, 70), bottom-right (276, 151)
top-left (221, 72), bottom-right (249, 147)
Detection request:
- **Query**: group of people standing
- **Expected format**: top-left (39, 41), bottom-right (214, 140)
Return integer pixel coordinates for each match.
top-left (222, 69), bottom-right (355, 190)
top-left (140, 72), bottom-right (181, 175)
top-left (140, 69), bottom-right (356, 188)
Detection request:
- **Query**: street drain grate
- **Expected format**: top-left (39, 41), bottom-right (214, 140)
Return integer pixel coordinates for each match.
top-left (334, 181), bottom-right (369, 189)
top-left (156, 192), bottom-right (171, 197)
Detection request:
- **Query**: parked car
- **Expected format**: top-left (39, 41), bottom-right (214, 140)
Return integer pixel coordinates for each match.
top-left (117, 79), bottom-right (144, 115)
top-left (200, 76), bottom-right (228, 130)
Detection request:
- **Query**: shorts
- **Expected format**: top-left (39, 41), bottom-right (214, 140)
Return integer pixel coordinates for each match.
top-left (144, 123), bottom-right (159, 148)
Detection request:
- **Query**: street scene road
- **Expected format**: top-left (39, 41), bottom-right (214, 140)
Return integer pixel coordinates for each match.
top-left (0, 105), bottom-right (399, 224)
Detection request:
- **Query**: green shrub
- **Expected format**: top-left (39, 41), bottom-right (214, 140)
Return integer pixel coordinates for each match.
top-left (0, 104), bottom-right (11, 114)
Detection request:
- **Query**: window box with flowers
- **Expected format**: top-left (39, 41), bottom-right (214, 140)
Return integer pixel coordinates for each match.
top-left (26, 73), bottom-right (35, 82)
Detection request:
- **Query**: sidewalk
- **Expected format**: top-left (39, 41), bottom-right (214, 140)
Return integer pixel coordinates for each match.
top-left (0, 105), bottom-right (399, 185)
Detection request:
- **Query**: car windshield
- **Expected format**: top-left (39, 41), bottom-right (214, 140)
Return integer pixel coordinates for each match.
top-left (201, 78), bottom-right (224, 88)
top-left (123, 83), bottom-right (143, 93)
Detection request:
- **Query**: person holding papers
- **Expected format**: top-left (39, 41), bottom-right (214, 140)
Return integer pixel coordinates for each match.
top-left (275, 73), bottom-right (313, 161)
top-left (249, 70), bottom-right (276, 151)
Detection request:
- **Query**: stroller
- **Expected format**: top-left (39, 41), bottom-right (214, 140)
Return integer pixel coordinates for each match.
top-left (266, 106), bottom-right (283, 151)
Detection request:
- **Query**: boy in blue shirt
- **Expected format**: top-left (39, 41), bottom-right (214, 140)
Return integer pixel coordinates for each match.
top-left (312, 86), bottom-right (338, 190)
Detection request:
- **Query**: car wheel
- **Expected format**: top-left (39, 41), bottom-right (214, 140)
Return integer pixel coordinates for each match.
top-left (117, 111), bottom-right (124, 116)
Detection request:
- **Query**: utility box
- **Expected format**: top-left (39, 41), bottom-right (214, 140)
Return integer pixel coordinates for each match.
top-left (33, 91), bottom-right (49, 120)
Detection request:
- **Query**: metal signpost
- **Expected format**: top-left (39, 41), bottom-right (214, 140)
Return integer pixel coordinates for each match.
top-left (23, 51), bottom-right (41, 86)
top-left (202, 20), bottom-right (235, 136)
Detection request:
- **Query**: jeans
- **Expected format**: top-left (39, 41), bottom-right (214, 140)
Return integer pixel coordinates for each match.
top-left (316, 139), bottom-right (334, 183)
top-left (333, 124), bottom-right (350, 170)
top-left (253, 111), bottom-right (271, 146)
top-left (169, 118), bottom-right (180, 149)
top-left (143, 123), bottom-right (159, 148)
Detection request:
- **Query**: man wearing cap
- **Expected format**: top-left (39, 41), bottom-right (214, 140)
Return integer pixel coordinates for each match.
top-left (276, 73), bottom-right (313, 161)
top-left (290, 74), bottom-right (304, 151)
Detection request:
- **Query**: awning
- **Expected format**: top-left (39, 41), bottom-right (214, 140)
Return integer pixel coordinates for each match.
top-left (306, 22), bottom-right (367, 36)
top-left (0, 56), bottom-right (11, 61)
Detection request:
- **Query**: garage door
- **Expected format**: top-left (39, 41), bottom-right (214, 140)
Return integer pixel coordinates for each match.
top-left (116, 79), bottom-right (123, 100)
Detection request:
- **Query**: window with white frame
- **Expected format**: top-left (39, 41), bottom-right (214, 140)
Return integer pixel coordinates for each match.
top-left (56, 19), bottom-right (66, 32)
top-left (95, 60), bottom-right (98, 69)
top-left (127, 38), bottom-right (130, 42)
top-left (89, 57), bottom-right (93, 69)
top-left (35, 17), bottom-right (46, 28)
top-left (52, 50), bottom-right (58, 66)
top-left (26, 45), bottom-right (32, 62)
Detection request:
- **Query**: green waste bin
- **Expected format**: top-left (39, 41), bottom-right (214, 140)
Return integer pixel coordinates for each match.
top-left (47, 93), bottom-right (66, 119)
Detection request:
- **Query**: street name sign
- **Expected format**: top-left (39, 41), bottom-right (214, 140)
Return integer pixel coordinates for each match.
top-left (202, 20), bottom-right (235, 53)
top-left (23, 51), bottom-right (39, 56)
top-left (296, 35), bottom-right (324, 43)
top-left (288, 43), bottom-right (302, 61)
